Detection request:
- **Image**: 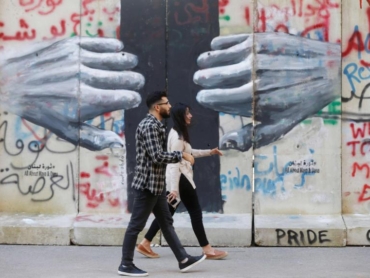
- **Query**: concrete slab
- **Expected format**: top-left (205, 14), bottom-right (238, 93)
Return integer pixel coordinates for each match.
top-left (255, 214), bottom-right (346, 246)
top-left (343, 214), bottom-right (370, 245)
top-left (0, 213), bottom-right (75, 245)
top-left (161, 213), bottom-right (252, 247)
top-left (71, 212), bottom-right (160, 246)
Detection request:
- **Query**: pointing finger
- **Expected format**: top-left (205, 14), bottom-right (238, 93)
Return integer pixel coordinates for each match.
top-left (255, 32), bottom-right (341, 58)
top-left (9, 81), bottom-right (142, 122)
top-left (81, 65), bottom-right (145, 90)
top-left (210, 34), bottom-right (249, 50)
top-left (79, 37), bottom-right (124, 53)
top-left (256, 53), bottom-right (340, 71)
top-left (197, 39), bottom-right (250, 68)
top-left (80, 84), bottom-right (141, 121)
top-left (194, 58), bottom-right (251, 88)
top-left (20, 61), bottom-right (145, 91)
top-left (81, 49), bottom-right (138, 71)
top-left (196, 83), bottom-right (253, 117)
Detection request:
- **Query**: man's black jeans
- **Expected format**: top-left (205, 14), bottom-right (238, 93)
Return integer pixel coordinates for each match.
top-left (121, 188), bottom-right (188, 266)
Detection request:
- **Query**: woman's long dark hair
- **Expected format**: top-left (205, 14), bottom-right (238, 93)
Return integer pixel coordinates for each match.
top-left (171, 103), bottom-right (190, 144)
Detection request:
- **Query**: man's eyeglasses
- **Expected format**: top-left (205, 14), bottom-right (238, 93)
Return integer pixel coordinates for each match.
top-left (157, 101), bottom-right (170, 106)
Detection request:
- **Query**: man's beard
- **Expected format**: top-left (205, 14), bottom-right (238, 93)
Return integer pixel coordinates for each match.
top-left (159, 109), bottom-right (170, 119)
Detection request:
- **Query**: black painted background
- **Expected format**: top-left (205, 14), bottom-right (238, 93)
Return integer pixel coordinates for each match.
top-left (121, 0), bottom-right (221, 212)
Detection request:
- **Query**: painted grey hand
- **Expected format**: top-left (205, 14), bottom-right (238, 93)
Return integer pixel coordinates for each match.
top-left (0, 37), bottom-right (144, 151)
top-left (193, 32), bottom-right (341, 151)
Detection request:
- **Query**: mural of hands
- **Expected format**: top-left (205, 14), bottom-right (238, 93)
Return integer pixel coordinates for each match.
top-left (194, 32), bottom-right (341, 151)
top-left (0, 37), bottom-right (144, 151)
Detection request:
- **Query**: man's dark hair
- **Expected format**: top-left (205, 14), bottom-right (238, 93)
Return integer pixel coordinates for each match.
top-left (171, 102), bottom-right (190, 144)
top-left (146, 91), bottom-right (167, 108)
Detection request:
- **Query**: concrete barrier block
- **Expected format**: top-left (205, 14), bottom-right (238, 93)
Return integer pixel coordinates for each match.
top-left (72, 213), bottom-right (160, 246)
top-left (0, 213), bottom-right (75, 245)
top-left (255, 215), bottom-right (346, 246)
top-left (343, 214), bottom-right (370, 245)
top-left (161, 213), bottom-right (252, 247)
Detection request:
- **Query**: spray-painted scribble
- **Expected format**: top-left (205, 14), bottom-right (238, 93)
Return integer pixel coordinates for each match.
top-left (194, 32), bottom-right (341, 151)
top-left (0, 37), bottom-right (144, 151)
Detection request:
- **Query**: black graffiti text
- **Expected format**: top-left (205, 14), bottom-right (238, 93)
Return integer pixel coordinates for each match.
top-left (342, 83), bottom-right (370, 109)
top-left (276, 229), bottom-right (331, 246)
top-left (0, 120), bottom-right (42, 170)
top-left (0, 162), bottom-right (74, 202)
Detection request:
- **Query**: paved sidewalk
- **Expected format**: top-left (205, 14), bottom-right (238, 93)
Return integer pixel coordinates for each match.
top-left (1, 245), bottom-right (369, 278)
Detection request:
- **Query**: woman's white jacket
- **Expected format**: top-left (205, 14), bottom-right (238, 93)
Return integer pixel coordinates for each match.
top-left (165, 128), bottom-right (211, 200)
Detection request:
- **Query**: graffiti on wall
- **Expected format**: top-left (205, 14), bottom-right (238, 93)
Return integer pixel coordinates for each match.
top-left (344, 122), bottom-right (370, 204)
top-left (0, 0), bottom-right (367, 217)
top-left (194, 32), bottom-right (341, 151)
top-left (212, 0), bottom-right (342, 209)
top-left (0, 37), bottom-right (144, 151)
top-left (275, 228), bottom-right (331, 246)
top-left (0, 0), bottom-right (131, 211)
top-left (1, 0), bottom-right (341, 210)
top-left (342, 3), bottom-right (370, 213)
top-left (342, 6), bottom-right (370, 110)
top-left (0, 0), bottom-right (121, 43)
top-left (77, 152), bottom-right (126, 209)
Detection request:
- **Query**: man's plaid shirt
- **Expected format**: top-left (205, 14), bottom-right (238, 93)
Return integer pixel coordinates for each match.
top-left (132, 113), bottom-right (182, 195)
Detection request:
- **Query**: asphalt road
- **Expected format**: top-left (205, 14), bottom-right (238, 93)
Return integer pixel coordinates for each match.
top-left (1, 245), bottom-right (369, 278)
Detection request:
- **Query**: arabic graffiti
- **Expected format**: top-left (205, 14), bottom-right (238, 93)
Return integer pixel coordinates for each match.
top-left (0, 19), bottom-right (36, 41)
top-left (0, 0), bottom-right (121, 46)
top-left (0, 162), bottom-right (74, 202)
top-left (19, 0), bottom-right (63, 15)
top-left (254, 146), bottom-right (319, 197)
top-left (24, 163), bottom-right (56, 177)
top-left (284, 160), bottom-right (320, 174)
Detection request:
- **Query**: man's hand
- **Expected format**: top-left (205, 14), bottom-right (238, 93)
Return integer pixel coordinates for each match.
top-left (194, 32), bottom-right (341, 151)
top-left (182, 152), bottom-right (195, 165)
top-left (0, 37), bottom-right (145, 151)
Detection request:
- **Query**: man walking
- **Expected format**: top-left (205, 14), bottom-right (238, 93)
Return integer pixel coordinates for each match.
top-left (118, 91), bottom-right (206, 276)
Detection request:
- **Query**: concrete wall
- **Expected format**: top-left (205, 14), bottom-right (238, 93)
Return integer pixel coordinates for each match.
top-left (0, 0), bottom-right (369, 247)
top-left (342, 0), bottom-right (370, 245)
top-left (251, 0), bottom-right (344, 246)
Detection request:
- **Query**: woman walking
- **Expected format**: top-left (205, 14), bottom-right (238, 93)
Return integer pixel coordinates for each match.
top-left (136, 103), bottom-right (228, 260)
